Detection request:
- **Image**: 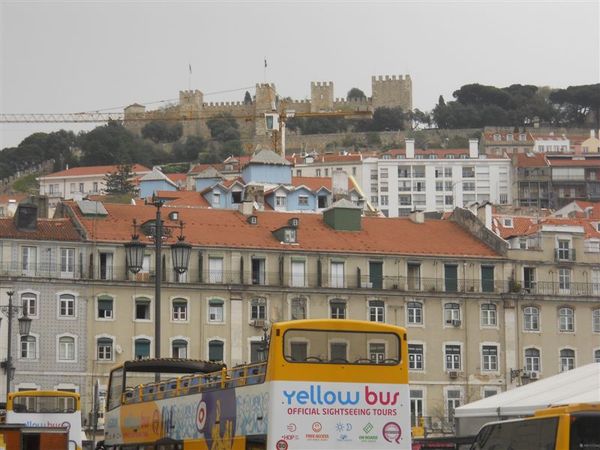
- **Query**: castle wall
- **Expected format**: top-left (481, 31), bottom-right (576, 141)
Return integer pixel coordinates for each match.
top-left (311, 81), bottom-right (334, 112)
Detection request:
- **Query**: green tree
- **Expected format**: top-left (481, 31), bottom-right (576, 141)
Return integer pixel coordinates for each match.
top-left (550, 84), bottom-right (600, 127)
top-left (347, 88), bottom-right (366, 101)
top-left (244, 91), bottom-right (252, 104)
top-left (141, 121), bottom-right (183, 143)
top-left (103, 164), bottom-right (136, 195)
top-left (206, 113), bottom-right (240, 142)
top-left (173, 135), bottom-right (206, 161)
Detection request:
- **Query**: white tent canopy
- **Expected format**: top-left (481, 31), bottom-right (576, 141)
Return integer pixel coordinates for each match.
top-left (455, 363), bottom-right (600, 418)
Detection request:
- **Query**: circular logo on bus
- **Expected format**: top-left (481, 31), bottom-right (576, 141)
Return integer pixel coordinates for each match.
top-left (382, 422), bottom-right (402, 443)
top-left (61, 421), bottom-right (71, 432)
top-left (276, 439), bottom-right (288, 450)
top-left (312, 422), bottom-right (322, 432)
top-left (196, 400), bottom-right (207, 432)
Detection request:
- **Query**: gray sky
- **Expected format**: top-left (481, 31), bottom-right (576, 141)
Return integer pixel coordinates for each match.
top-left (1, 0), bottom-right (599, 149)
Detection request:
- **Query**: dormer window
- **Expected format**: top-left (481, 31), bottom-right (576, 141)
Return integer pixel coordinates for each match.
top-left (247, 215), bottom-right (258, 225)
top-left (168, 211), bottom-right (179, 221)
top-left (493, 134), bottom-right (501, 141)
top-left (506, 134), bottom-right (513, 141)
top-left (212, 192), bottom-right (221, 206)
top-left (519, 134), bottom-right (527, 141)
top-left (503, 218), bottom-right (513, 228)
top-left (284, 228), bottom-right (297, 243)
top-left (288, 217), bottom-right (299, 227)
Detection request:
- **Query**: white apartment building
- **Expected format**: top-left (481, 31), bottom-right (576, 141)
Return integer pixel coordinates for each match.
top-left (363, 140), bottom-right (512, 216)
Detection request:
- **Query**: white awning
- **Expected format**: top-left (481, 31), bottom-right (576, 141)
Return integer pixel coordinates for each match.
top-left (455, 363), bottom-right (600, 418)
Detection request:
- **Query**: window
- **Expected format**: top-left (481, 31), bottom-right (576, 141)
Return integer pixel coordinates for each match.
top-left (21, 335), bottom-right (36, 359)
top-left (250, 341), bottom-right (265, 363)
top-left (97, 338), bottom-right (113, 361)
top-left (559, 349), bottom-right (575, 372)
top-left (21, 246), bottom-right (37, 274)
top-left (408, 344), bottom-right (423, 370)
top-left (99, 252), bottom-right (113, 280)
top-left (407, 263), bottom-right (421, 290)
top-left (251, 298), bottom-right (266, 320)
top-left (524, 306), bottom-right (539, 331)
top-left (58, 336), bottom-right (75, 361)
top-left (208, 299), bottom-right (224, 322)
top-left (481, 303), bottom-right (497, 326)
top-left (330, 299), bottom-right (346, 319)
top-left (283, 228), bottom-right (297, 243)
top-left (330, 261), bottom-right (345, 288)
top-left (398, 194), bottom-right (411, 205)
top-left (208, 340), bottom-right (224, 362)
top-left (595, 349), bottom-right (600, 363)
top-left (330, 342), bottom-right (347, 361)
top-left (59, 294), bottom-right (75, 318)
top-left (525, 348), bottom-right (540, 372)
top-left (369, 343), bottom-right (385, 363)
top-left (97, 296), bottom-right (113, 319)
top-left (559, 268), bottom-right (571, 293)
top-left (482, 345), bottom-right (498, 371)
top-left (315, 169), bottom-right (321, 176)
top-left (134, 338), bottom-right (150, 359)
top-left (524, 267), bottom-right (536, 292)
top-left (60, 248), bottom-right (75, 276)
top-left (172, 299), bottom-right (188, 321)
top-left (368, 300), bottom-right (385, 322)
top-left (291, 297), bottom-right (307, 320)
top-left (291, 260), bottom-right (305, 287)
top-left (93, 182), bottom-right (98, 192)
top-left (275, 195), bottom-right (286, 207)
top-left (252, 258), bottom-right (266, 285)
top-left (557, 239), bottom-right (571, 260)
top-left (410, 390), bottom-right (424, 427)
top-left (444, 303), bottom-right (460, 325)
top-left (462, 167), bottom-right (475, 178)
top-left (289, 342), bottom-right (308, 362)
top-left (70, 182), bottom-right (76, 193)
top-left (407, 301), bottom-right (423, 325)
top-left (298, 195), bottom-right (309, 206)
top-left (212, 191), bottom-right (221, 206)
top-left (558, 307), bottom-right (574, 332)
top-left (446, 389), bottom-right (461, 421)
top-left (445, 345), bottom-right (461, 370)
top-left (208, 257), bottom-right (224, 283)
top-left (172, 339), bottom-right (188, 358)
top-left (135, 297), bottom-right (151, 320)
top-left (79, 183), bottom-right (84, 193)
top-left (592, 269), bottom-right (600, 295)
top-left (21, 293), bottom-right (37, 317)
top-left (594, 309), bottom-right (600, 333)
top-left (481, 266), bottom-right (495, 292)
top-left (444, 264), bottom-right (458, 292)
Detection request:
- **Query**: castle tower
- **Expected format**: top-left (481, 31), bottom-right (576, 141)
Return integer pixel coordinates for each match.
top-left (310, 81), bottom-right (334, 112)
top-left (254, 83), bottom-right (277, 136)
top-left (178, 90), bottom-right (204, 136)
top-left (371, 75), bottom-right (412, 111)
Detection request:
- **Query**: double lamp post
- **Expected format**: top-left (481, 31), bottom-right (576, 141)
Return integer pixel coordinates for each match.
top-left (1, 290), bottom-right (33, 398)
top-left (124, 198), bottom-right (191, 360)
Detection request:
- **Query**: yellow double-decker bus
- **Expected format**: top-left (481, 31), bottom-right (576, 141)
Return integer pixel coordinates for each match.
top-left (470, 403), bottom-right (600, 450)
top-left (6, 390), bottom-right (83, 450)
top-left (104, 319), bottom-right (410, 450)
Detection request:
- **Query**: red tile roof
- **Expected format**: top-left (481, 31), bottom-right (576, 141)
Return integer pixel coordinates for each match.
top-left (547, 158), bottom-right (600, 167)
top-left (573, 201), bottom-right (600, 219)
top-left (153, 191), bottom-right (210, 207)
top-left (166, 173), bottom-right (188, 184)
top-left (514, 153), bottom-right (549, 168)
top-left (66, 202), bottom-right (501, 258)
top-left (0, 218), bottom-right (82, 241)
top-left (292, 176), bottom-right (332, 191)
top-left (42, 164), bottom-right (151, 178)
top-left (493, 215), bottom-right (600, 239)
top-left (0, 193), bottom-right (28, 203)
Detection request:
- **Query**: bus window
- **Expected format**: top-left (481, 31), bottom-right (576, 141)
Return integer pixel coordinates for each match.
top-left (472, 417), bottom-right (558, 450)
top-left (107, 367), bottom-right (124, 410)
top-left (570, 414), bottom-right (600, 449)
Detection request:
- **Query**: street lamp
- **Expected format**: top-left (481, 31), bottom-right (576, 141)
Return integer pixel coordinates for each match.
top-left (124, 197), bottom-right (191, 361)
top-left (1, 290), bottom-right (32, 399)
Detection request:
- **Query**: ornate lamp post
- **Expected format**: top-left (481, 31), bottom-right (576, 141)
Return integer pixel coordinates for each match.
top-left (124, 197), bottom-right (191, 361)
top-left (1, 290), bottom-right (33, 399)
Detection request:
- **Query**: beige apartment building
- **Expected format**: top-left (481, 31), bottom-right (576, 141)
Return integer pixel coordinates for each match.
top-left (1, 199), bottom-right (598, 435)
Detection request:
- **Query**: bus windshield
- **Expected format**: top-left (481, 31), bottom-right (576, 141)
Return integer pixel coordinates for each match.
top-left (12, 395), bottom-right (77, 414)
top-left (283, 328), bottom-right (400, 364)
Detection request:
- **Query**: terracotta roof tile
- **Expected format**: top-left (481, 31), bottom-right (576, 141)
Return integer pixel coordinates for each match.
top-left (514, 153), bottom-right (549, 168)
top-left (547, 158), bottom-right (600, 167)
top-left (0, 218), bottom-right (82, 241)
top-left (42, 164), bottom-right (151, 178)
top-left (66, 202), bottom-right (501, 258)
top-left (153, 191), bottom-right (210, 207)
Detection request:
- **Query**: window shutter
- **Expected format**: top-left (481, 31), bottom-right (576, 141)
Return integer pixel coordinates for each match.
top-left (279, 256), bottom-right (284, 286)
top-left (317, 259), bottom-right (322, 287)
top-left (198, 251), bottom-right (203, 283)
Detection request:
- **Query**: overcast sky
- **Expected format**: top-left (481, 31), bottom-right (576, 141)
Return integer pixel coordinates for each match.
top-left (1, 0), bottom-right (599, 149)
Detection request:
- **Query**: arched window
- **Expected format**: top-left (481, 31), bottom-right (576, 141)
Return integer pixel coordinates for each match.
top-left (524, 348), bottom-right (540, 372)
top-left (480, 303), bottom-right (497, 326)
top-left (593, 309), bottom-right (600, 333)
top-left (208, 340), bottom-right (224, 362)
top-left (97, 338), bottom-right (113, 361)
top-left (290, 297), bottom-right (307, 320)
top-left (523, 306), bottom-right (539, 331)
top-left (21, 293), bottom-right (37, 317)
top-left (594, 349), bottom-right (600, 363)
top-left (58, 336), bottom-right (75, 361)
top-left (559, 349), bottom-right (575, 372)
top-left (172, 298), bottom-right (188, 321)
top-left (59, 294), bottom-right (75, 317)
top-left (558, 307), bottom-right (574, 332)
top-left (21, 335), bottom-right (36, 359)
top-left (134, 338), bottom-right (151, 359)
top-left (407, 302), bottom-right (423, 325)
top-left (444, 303), bottom-right (460, 324)
top-left (172, 339), bottom-right (188, 358)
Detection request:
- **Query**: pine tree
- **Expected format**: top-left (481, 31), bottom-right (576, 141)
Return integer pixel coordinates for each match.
top-left (103, 164), bottom-right (136, 195)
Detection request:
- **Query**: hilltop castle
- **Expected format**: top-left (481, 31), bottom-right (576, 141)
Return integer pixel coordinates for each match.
top-left (123, 75), bottom-right (412, 140)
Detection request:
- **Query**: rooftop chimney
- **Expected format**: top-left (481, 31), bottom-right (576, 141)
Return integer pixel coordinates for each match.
top-left (469, 139), bottom-right (479, 158)
top-left (405, 139), bottom-right (415, 159)
top-left (409, 211), bottom-right (425, 224)
top-left (591, 129), bottom-right (596, 139)
top-left (15, 203), bottom-right (38, 231)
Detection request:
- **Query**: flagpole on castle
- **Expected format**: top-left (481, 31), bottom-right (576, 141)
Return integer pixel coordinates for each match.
top-left (264, 57), bottom-right (267, 83)
top-left (188, 63), bottom-right (192, 91)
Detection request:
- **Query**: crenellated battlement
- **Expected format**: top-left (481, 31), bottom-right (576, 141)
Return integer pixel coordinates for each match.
top-left (311, 81), bottom-right (334, 87)
top-left (371, 74), bottom-right (412, 82)
top-left (204, 101), bottom-right (248, 107)
top-left (334, 97), bottom-right (370, 104)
